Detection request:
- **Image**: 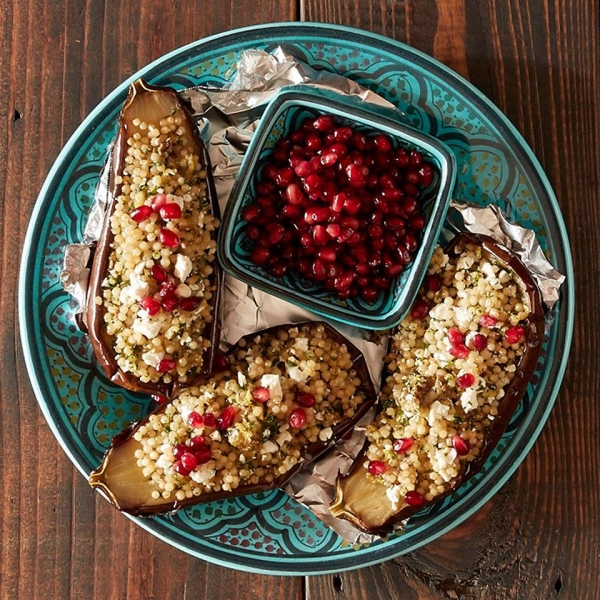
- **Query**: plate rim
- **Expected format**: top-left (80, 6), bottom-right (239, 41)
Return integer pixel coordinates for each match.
top-left (19, 21), bottom-right (574, 575)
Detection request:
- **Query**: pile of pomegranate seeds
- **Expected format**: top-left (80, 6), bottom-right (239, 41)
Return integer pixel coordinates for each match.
top-left (242, 115), bottom-right (436, 302)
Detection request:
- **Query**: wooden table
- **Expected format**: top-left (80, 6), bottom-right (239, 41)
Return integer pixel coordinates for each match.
top-left (2, 1), bottom-right (597, 598)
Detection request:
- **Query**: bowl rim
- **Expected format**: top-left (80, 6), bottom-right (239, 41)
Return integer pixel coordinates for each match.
top-left (218, 85), bottom-right (457, 329)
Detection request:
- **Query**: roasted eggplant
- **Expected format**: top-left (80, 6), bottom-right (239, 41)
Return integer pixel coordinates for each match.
top-left (86, 79), bottom-right (221, 398)
top-left (90, 321), bottom-right (377, 516)
top-left (330, 233), bottom-right (544, 534)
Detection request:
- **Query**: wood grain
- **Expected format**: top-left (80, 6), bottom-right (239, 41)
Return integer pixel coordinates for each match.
top-left (303, 0), bottom-right (600, 598)
top-left (1, 0), bottom-right (598, 597)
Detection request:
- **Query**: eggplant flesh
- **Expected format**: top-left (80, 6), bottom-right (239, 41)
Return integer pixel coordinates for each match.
top-left (330, 233), bottom-right (545, 535)
top-left (86, 79), bottom-right (221, 399)
top-left (90, 322), bottom-right (377, 516)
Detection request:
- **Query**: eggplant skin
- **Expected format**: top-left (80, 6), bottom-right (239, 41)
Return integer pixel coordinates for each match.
top-left (85, 80), bottom-right (222, 399)
top-left (89, 321), bottom-right (377, 517)
top-left (331, 233), bottom-right (545, 535)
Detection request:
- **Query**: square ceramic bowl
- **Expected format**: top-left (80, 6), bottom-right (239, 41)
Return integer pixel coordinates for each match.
top-left (218, 86), bottom-right (456, 329)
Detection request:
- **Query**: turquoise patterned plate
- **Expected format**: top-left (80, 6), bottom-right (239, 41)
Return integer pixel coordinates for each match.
top-left (19, 23), bottom-right (573, 575)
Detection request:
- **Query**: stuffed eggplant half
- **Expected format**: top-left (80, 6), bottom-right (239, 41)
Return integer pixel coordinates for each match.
top-left (90, 322), bottom-right (377, 516)
top-left (330, 233), bottom-right (544, 534)
top-left (86, 79), bottom-right (221, 398)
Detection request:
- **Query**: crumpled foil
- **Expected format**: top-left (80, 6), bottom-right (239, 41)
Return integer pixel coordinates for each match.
top-left (60, 47), bottom-right (566, 545)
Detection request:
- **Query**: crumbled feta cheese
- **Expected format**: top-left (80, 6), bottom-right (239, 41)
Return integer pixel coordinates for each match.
top-left (141, 349), bottom-right (164, 368)
top-left (428, 400), bottom-right (451, 427)
top-left (430, 303), bottom-right (454, 322)
top-left (430, 447), bottom-right (459, 482)
top-left (174, 253), bottom-right (192, 282)
top-left (460, 388), bottom-right (479, 412)
top-left (260, 374), bottom-right (282, 402)
top-left (287, 360), bottom-right (317, 383)
top-left (386, 485), bottom-right (403, 511)
top-left (318, 427), bottom-right (333, 442)
top-left (293, 337), bottom-right (309, 353)
top-left (238, 454), bottom-right (246, 464)
top-left (120, 272), bottom-right (150, 304)
top-left (453, 307), bottom-right (473, 331)
top-left (189, 465), bottom-right (216, 485)
top-left (276, 430), bottom-right (292, 446)
top-left (481, 262), bottom-right (496, 281)
top-left (457, 254), bottom-right (475, 270)
top-left (237, 372), bottom-right (247, 387)
top-left (133, 318), bottom-right (162, 340)
top-left (156, 454), bottom-right (172, 470)
top-left (261, 441), bottom-right (279, 455)
top-left (210, 430), bottom-right (222, 442)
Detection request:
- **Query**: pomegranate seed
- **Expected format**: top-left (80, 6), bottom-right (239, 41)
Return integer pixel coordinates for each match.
top-left (252, 387), bottom-right (270, 403)
top-left (295, 391), bottom-right (316, 407)
top-left (242, 204), bottom-right (261, 222)
top-left (409, 215), bottom-right (426, 230)
top-left (404, 491), bottom-right (425, 506)
top-left (181, 451), bottom-right (198, 471)
top-left (334, 126), bottom-right (353, 141)
top-left (271, 263), bottom-right (288, 278)
top-left (472, 334), bottom-right (488, 352)
top-left (448, 328), bottom-right (465, 345)
top-left (152, 393), bottom-right (169, 404)
top-left (405, 169), bottom-right (421, 185)
top-left (479, 314), bottom-right (498, 328)
top-left (312, 224), bottom-right (329, 245)
top-left (159, 281), bottom-right (176, 297)
top-left (313, 115), bottom-right (335, 131)
top-left (246, 224), bottom-right (261, 239)
top-left (373, 134), bottom-right (393, 152)
top-left (173, 462), bottom-right (190, 477)
top-left (289, 408), bottom-right (307, 429)
top-left (403, 232), bottom-right (418, 252)
top-left (250, 245), bottom-right (271, 265)
top-left (188, 411), bottom-right (204, 428)
top-left (159, 203), bottom-right (182, 220)
top-left (217, 405), bottom-right (236, 430)
top-left (320, 152), bottom-right (339, 167)
top-left (274, 167), bottom-right (295, 187)
top-left (304, 206), bottom-right (330, 224)
top-left (172, 444), bottom-right (187, 459)
top-left (367, 460), bottom-right (387, 475)
top-left (393, 437), bottom-right (414, 453)
top-left (203, 414), bottom-right (217, 429)
top-left (457, 373), bottom-right (476, 388)
top-left (425, 275), bottom-right (441, 291)
top-left (150, 193), bottom-right (168, 211)
top-left (449, 344), bottom-right (470, 359)
top-left (294, 160), bottom-right (310, 178)
top-left (346, 163), bottom-right (368, 186)
top-left (305, 133), bottom-right (322, 150)
top-left (505, 325), bottom-right (526, 344)
top-left (317, 247), bottom-right (337, 262)
top-left (130, 205), bottom-right (153, 222)
top-left (452, 435), bottom-right (471, 456)
top-left (334, 272), bottom-right (354, 292)
top-left (308, 157), bottom-right (324, 175)
top-left (360, 285), bottom-right (379, 303)
top-left (419, 164), bottom-right (434, 186)
top-left (326, 223), bottom-right (341, 238)
top-left (266, 223), bottom-right (285, 245)
top-left (409, 150), bottom-right (423, 166)
top-left (312, 259), bottom-right (329, 281)
top-left (179, 296), bottom-right (201, 311)
top-left (343, 196), bottom-right (362, 214)
top-left (151, 263), bottom-right (169, 283)
top-left (139, 296), bottom-right (161, 316)
top-left (411, 299), bottom-right (429, 319)
top-left (160, 228), bottom-right (180, 248)
top-left (194, 446), bottom-right (212, 465)
top-left (331, 193), bottom-right (346, 213)
top-left (161, 295), bottom-right (178, 312)
top-left (214, 353), bottom-right (230, 371)
top-left (156, 358), bottom-right (176, 373)
top-left (189, 435), bottom-right (206, 449)
top-left (285, 183), bottom-right (305, 205)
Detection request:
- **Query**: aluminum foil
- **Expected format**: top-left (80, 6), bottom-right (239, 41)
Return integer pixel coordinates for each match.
top-left (60, 47), bottom-right (566, 545)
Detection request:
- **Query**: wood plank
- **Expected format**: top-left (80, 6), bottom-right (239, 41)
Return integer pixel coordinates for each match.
top-left (0, 0), bottom-right (303, 598)
top-left (302, 0), bottom-right (600, 598)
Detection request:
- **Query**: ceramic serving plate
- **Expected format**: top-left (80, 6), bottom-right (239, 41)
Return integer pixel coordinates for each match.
top-left (19, 23), bottom-right (573, 575)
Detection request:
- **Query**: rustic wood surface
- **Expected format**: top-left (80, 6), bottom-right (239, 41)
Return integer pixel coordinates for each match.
top-left (1, 0), bottom-right (597, 598)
